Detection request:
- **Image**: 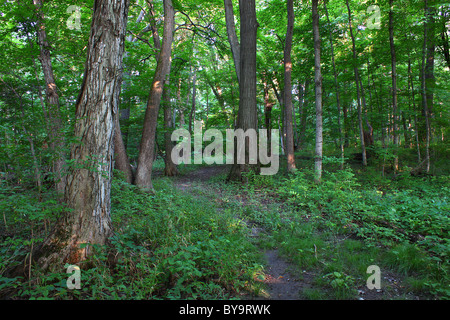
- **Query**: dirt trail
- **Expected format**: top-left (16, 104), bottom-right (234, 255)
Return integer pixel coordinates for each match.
top-left (170, 165), bottom-right (307, 300)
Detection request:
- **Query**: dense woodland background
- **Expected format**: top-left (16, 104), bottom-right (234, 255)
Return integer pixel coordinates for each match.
top-left (0, 0), bottom-right (448, 300)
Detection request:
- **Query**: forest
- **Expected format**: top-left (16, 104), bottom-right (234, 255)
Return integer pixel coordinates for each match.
top-left (0, 0), bottom-right (448, 304)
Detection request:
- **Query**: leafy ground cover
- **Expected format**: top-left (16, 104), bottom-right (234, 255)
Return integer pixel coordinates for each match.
top-left (0, 156), bottom-right (448, 300)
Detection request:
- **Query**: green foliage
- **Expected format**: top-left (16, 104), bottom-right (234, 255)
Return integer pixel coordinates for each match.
top-left (274, 166), bottom-right (449, 299)
top-left (0, 176), bottom-right (263, 300)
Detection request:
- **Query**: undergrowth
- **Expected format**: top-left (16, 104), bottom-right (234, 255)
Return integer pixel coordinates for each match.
top-left (0, 160), bottom-right (448, 300)
top-left (0, 173), bottom-right (264, 300)
top-left (272, 163), bottom-right (449, 299)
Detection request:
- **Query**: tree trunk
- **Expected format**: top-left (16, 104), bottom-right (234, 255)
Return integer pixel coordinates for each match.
top-left (425, 3), bottom-right (436, 118)
top-left (312, 0), bottom-right (323, 183)
top-left (441, 10), bottom-right (450, 69)
top-left (227, 0), bottom-right (259, 182)
top-left (422, 0), bottom-right (432, 173)
top-left (284, 0), bottom-right (296, 172)
top-left (135, 0), bottom-right (175, 190)
top-left (389, 0), bottom-right (399, 171)
top-left (264, 80), bottom-right (274, 155)
top-left (324, 0), bottom-right (344, 169)
top-left (31, 0), bottom-right (130, 272)
top-left (33, 0), bottom-right (66, 194)
top-left (114, 7), bottom-right (149, 181)
top-left (114, 114), bottom-right (133, 184)
top-left (407, 58), bottom-right (422, 163)
top-left (298, 79), bottom-right (309, 149)
top-left (224, 0), bottom-right (240, 85)
top-left (189, 71), bottom-right (197, 135)
top-left (346, 0), bottom-right (367, 166)
top-left (163, 70), bottom-right (179, 176)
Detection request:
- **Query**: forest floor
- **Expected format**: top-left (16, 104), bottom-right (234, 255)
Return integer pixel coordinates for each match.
top-left (168, 164), bottom-right (426, 300)
top-left (172, 165), bottom-right (307, 300)
top-left (1, 158), bottom-right (446, 300)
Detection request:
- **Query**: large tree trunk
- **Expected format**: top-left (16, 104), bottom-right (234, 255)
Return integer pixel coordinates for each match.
top-left (284, 0), bottom-right (296, 172)
top-left (346, 0), bottom-right (367, 166)
top-left (224, 0), bottom-right (240, 85)
top-left (227, 0), bottom-right (259, 182)
top-left (312, 0), bottom-right (323, 183)
top-left (31, 0), bottom-right (130, 272)
top-left (135, 0), bottom-right (175, 190)
top-left (33, 0), bottom-right (66, 194)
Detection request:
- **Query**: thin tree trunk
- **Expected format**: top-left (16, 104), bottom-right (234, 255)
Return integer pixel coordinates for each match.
top-left (135, 0), bottom-right (175, 190)
top-left (324, 0), bottom-right (344, 169)
top-left (224, 0), bottom-right (240, 85)
top-left (299, 79), bottom-right (309, 149)
top-left (312, 0), bottom-right (323, 183)
top-left (284, 0), bottom-right (296, 172)
top-left (407, 58), bottom-right (422, 163)
top-left (163, 69), bottom-right (178, 176)
top-left (295, 81), bottom-right (303, 149)
top-left (389, 0), bottom-right (399, 171)
top-left (346, 0), bottom-right (367, 166)
top-left (33, 0), bottom-right (66, 194)
top-left (441, 10), bottom-right (450, 69)
top-left (114, 7), bottom-right (148, 183)
top-left (3, 80), bottom-right (43, 192)
top-left (425, 3), bottom-right (436, 118)
top-left (422, 0), bottom-right (432, 173)
top-left (264, 80), bottom-right (274, 155)
top-left (189, 71), bottom-right (197, 135)
top-left (114, 114), bottom-right (133, 184)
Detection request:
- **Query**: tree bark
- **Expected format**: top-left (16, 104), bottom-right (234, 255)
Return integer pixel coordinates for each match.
top-left (421, 0), bottom-right (432, 173)
top-left (114, 114), bottom-right (133, 184)
top-left (135, 0), bottom-right (175, 190)
top-left (425, 2), bottom-right (436, 118)
top-left (407, 58), bottom-right (422, 163)
top-left (389, 0), bottom-right (399, 171)
top-left (31, 0), bottom-right (130, 272)
top-left (346, 0), bottom-right (367, 166)
top-left (284, 0), bottom-right (296, 172)
top-left (228, 0), bottom-right (259, 182)
top-left (188, 71), bottom-right (197, 135)
top-left (298, 79), bottom-right (309, 149)
top-left (33, 0), bottom-right (66, 194)
top-left (114, 7), bottom-right (149, 182)
top-left (163, 69), bottom-right (178, 176)
top-left (224, 0), bottom-right (240, 85)
top-left (324, 0), bottom-right (344, 169)
top-left (312, 0), bottom-right (323, 183)
top-left (264, 79), bottom-right (274, 155)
